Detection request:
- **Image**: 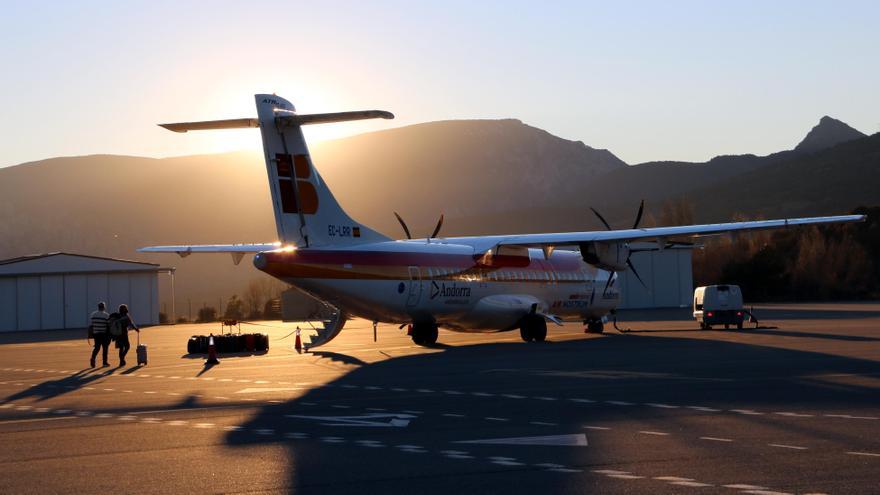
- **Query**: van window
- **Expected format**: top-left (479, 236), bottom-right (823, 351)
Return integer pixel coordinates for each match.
top-left (717, 285), bottom-right (729, 291)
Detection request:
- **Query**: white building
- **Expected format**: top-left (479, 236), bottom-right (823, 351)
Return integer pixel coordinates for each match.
top-left (0, 253), bottom-right (171, 332)
top-left (618, 246), bottom-right (693, 309)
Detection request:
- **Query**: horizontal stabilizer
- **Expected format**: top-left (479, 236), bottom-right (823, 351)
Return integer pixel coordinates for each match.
top-left (159, 118), bottom-right (260, 133)
top-left (159, 110), bottom-right (393, 133)
top-left (276, 110), bottom-right (394, 127)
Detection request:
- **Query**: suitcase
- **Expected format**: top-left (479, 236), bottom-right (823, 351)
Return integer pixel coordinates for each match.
top-left (136, 332), bottom-right (148, 365)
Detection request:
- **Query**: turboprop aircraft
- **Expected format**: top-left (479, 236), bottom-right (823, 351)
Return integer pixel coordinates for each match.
top-left (140, 93), bottom-right (865, 349)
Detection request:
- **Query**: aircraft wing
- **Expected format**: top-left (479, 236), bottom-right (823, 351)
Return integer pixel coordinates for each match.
top-left (449, 214), bottom-right (866, 252)
top-left (138, 243), bottom-right (282, 265)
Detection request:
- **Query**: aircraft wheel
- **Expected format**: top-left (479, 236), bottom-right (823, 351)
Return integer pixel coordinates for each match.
top-left (532, 318), bottom-right (547, 342)
top-left (411, 322), bottom-right (438, 346)
top-left (520, 324), bottom-right (533, 342)
top-left (586, 320), bottom-right (604, 334)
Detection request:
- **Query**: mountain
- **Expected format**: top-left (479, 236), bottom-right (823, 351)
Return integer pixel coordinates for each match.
top-left (1, 116), bottom-right (874, 312)
top-left (795, 116), bottom-right (867, 153)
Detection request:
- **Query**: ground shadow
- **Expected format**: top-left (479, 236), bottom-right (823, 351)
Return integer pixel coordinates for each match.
top-left (3, 367), bottom-right (115, 402)
top-left (309, 351), bottom-right (367, 366)
top-left (222, 329), bottom-right (880, 494)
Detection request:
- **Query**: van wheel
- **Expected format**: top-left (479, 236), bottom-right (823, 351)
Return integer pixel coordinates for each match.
top-left (724, 323), bottom-right (730, 330)
top-left (737, 321), bottom-right (743, 330)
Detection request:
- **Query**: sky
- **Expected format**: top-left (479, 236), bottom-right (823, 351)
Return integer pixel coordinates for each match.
top-left (1, 0), bottom-right (878, 167)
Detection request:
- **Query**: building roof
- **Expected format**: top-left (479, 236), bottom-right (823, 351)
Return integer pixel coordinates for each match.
top-left (0, 252), bottom-right (169, 277)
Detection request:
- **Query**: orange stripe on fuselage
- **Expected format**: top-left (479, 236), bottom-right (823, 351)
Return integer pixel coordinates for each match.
top-left (258, 249), bottom-right (590, 281)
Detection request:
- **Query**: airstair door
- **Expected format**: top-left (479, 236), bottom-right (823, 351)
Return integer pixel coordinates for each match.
top-left (406, 266), bottom-right (422, 307)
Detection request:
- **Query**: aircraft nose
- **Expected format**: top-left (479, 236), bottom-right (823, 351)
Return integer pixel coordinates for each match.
top-left (253, 252), bottom-right (268, 270)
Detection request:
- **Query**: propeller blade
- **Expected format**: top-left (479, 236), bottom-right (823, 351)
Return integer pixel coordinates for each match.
top-left (627, 258), bottom-right (649, 290)
top-left (393, 212), bottom-right (412, 239)
top-left (633, 199), bottom-right (645, 229)
top-left (590, 207), bottom-right (612, 231)
top-left (430, 214), bottom-right (444, 239)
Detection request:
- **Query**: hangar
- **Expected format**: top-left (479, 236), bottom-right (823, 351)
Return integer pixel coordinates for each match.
top-left (0, 253), bottom-right (171, 332)
top-left (618, 245), bottom-right (693, 309)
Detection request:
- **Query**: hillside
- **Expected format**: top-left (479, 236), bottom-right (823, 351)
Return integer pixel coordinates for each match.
top-left (1, 115), bottom-right (875, 311)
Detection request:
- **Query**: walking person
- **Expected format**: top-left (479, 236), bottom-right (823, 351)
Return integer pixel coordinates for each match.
top-left (89, 302), bottom-right (111, 367)
top-left (113, 304), bottom-right (140, 366)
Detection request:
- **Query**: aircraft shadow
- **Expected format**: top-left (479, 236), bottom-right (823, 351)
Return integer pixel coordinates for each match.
top-left (221, 330), bottom-right (880, 494)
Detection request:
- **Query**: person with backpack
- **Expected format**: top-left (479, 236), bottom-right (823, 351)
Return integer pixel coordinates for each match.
top-left (88, 302), bottom-right (111, 368)
top-left (111, 304), bottom-right (140, 366)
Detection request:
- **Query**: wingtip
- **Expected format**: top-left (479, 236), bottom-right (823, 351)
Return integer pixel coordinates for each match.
top-left (158, 123), bottom-right (187, 133)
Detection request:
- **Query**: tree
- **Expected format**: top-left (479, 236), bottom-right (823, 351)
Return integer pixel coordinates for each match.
top-left (224, 295), bottom-right (244, 320)
top-left (242, 277), bottom-right (289, 320)
top-left (197, 306), bottom-right (217, 323)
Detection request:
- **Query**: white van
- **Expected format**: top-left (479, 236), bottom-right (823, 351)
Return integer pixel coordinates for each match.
top-left (693, 285), bottom-right (745, 330)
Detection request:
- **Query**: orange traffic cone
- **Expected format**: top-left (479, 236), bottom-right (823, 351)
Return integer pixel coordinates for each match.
top-left (294, 326), bottom-right (302, 353)
top-left (206, 334), bottom-right (220, 365)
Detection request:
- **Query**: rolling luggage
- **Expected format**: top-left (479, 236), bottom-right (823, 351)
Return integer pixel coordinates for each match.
top-left (136, 332), bottom-right (148, 366)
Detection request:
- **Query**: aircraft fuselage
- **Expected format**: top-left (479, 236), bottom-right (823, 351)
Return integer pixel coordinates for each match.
top-left (254, 240), bottom-right (618, 332)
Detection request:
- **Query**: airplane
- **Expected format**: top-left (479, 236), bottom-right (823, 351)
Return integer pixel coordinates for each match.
top-left (140, 93), bottom-right (865, 349)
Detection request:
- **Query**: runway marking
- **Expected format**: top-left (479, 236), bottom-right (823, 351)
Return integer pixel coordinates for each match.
top-left (15, 405), bottom-right (32, 411)
top-left (390, 387), bottom-right (408, 392)
top-left (700, 436), bottom-right (734, 442)
top-left (687, 406), bottom-right (721, 412)
top-left (490, 459), bottom-right (525, 466)
top-left (502, 394), bottom-right (525, 399)
top-left (143, 391), bottom-right (157, 394)
top-left (166, 420), bottom-right (188, 426)
top-left (320, 436), bottom-right (345, 443)
top-left (416, 388), bottom-right (434, 393)
top-left (639, 431), bottom-right (670, 436)
top-left (443, 413), bottom-right (466, 418)
top-left (254, 428), bottom-right (275, 435)
top-left (356, 440), bottom-right (385, 447)
top-left (583, 425), bottom-right (611, 430)
top-left (443, 390), bottom-right (463, 395)
top-left (485, 417), bottom-right (509, 422)
top-left (592, 469), bottom-right (631, 475)
top-left (768, 443), bottom-right (807, 450)
top-left (645, 403), bottom-right (679, 409)
top-left (724, 484), bottom-right (770, 490)
top-left (222, 425), bottom-right (241, 431)
top-left (364, 386), bottom-right (382, 390)
top-left (95, 413), bottom-right (114, 418)
top-left (670, 481), bottom-right (712, 487)
top-left (530, 421), bottom-right (558, 426)
top-left (118, 415), bottom-right (137, 421)
top-left (606, 473), bottom-right (643, 479)
top-left (366, 407), bottom-right (387, 412)
top-left (284, 432), bottom-right (308, 439)
top-left (846, 451), bottom-right (880, 457)
top-left (534, 396), bottom-right (558, 401)
top-left (740, 490), bottom-right (792, 495)
top-left (825, 414), bottom-right (878, 420)
top-left (569, 398), bottom-right (595, 403)
top-left (218, 379), bottom-right (232, 382)
top-left (331, 405), bottom-right (351, 409)
top-left (402, 410), bottom-right (423, 414)
top-left (194, 423), bottom-right (215, 428)
top-left (457, 433), bottom-right (588, 446)
top-left (0, 416), bottom-right (76, 425)
top-left (471, 392), bottom-right (494, 397)
top-left (654, 476), bottom-right (694, 481)
top-left (606, 400), bottom-right (634, 406)
top-left (213, 396), bottom-right (229, 400)
top-left (731, 409), bottom-right (764, 415)
top-left (774, 412), bottom-right (814, 418)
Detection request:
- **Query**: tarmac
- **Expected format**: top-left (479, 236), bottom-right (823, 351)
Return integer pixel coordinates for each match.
top-left (1, 302), bottom-right (879, 494)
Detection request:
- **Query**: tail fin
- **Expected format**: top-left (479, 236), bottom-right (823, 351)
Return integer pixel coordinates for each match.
top-left (160, 94), bottom-right (393, 248)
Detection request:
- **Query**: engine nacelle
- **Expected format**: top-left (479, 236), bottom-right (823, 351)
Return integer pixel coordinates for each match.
top-left (580, 241), bottom-right (629, 272)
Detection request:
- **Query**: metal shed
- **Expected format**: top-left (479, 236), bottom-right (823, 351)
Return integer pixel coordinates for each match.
top-left (0, 253), bottom-right (170, 332)
top-left (618, 245), bottom-right (693, 309)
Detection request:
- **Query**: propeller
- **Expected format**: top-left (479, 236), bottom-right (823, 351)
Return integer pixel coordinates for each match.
top-left (590, 200), bottom-right (649, 292)
top-left (393, 212), bottom-right (444, 241)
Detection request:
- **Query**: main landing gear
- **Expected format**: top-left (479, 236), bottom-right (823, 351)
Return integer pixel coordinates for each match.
top-left (411, 322), bottom-right (439, 346)
top-left (520, 314), bottom-right (547, 342)
top-left (585, 319), bottom-right (605, 334)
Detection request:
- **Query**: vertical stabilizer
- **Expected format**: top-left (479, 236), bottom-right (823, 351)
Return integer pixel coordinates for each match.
top-left (254, 94), bottom-right (390, 247)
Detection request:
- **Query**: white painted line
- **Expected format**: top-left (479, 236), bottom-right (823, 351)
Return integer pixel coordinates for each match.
top-left (144, 391), bottom-right (157, 394)
top-left (331, 405), bottom-right (351, 409)
top-left (774, 412), bottom-right (814, 418)
top-left (15, 406), bottom-right (32, 411)
top-left (364, 386), bottom-right (382, 390)
top-left (606, 400), bottom-right (634, 406)
top-left (485, 417), bottom-right (509, 422)
top-left (235, 379), bottom-right (251, 383)
top-left (569, 398), bottom-right (595, 403)
top-left (472, 392), bottom-right (494, 397)
top-left (639, 431), bottom-right (670, 436)
top-left (254, 380), bottom-right (270, 384)
top-left (284, 432), bottom-right (308, 439)
top-left (443, 390), bottom-right (463, 395)
top-left (118, 415), bottom-right (137, 421)
top-left (166, 420), bottom-right (188, 426)
top-left (645, 403), bottom-right (679, 409)
top-left (740, 490), bottom-right (792, 495)
top-left (606, 474), bottom-right (643, 479)
top-left (491, 460), bottom-right (525, 466)
top-left (170, 376), bottom-right (181, 379)
top-left (847, 451), bottom-right (880, 457)
top-left (222, 425), bottom-right (241, 431)
top-left (825, 414), bottom-right (878, 420)
top-left (502, 394), bottom-right (525, 399)
top-left (530, 421), bottom-right (558, 426)
top-left (443, 413), bottom-right (466, 418)
top-left (416, 389), bottom-right (434, 393)
top-left (390, 387), bottom-right (408, 392)
top-left (731, 409), bottom-right (764, 415)
top-left (301, 402), bottom-right (317, 406)
top-left (95, 413), bottom-right (114, 418)
top-left (670, 481), bottom-right (712, 487)
top-left (700, 436), bottom-right (734, 442)
top-left (687, 406), bottom-right (721, 412)
top-left (724, 484), bottom-right (770, 490)
top-left (446, 454), bottom-right (474, 459)
top-left (321, 436), bottom-right (345, 443)
top-left (140, 417), bottom-right (162, 423)
top-left (534, 396), bottom-right (557, 401)
top-left (654, 476), bottom-right (694, 481)
top-left (213, 396), bottom-right (229, 400)
top-left (583, 425), bottom-right (611, 430)
top-left (194, 423), bottom-right (215, 428)
top-left (76, 411), bottom-right (93, 417)
top-left (402, 410), bottom-right (423, 414)
top-left (768, 443), bottom-right (807, 450)
top-left (0, 416), bottom-right (76, 425)
top-left (254, 428), bottom-right (275, 435)
top-left (366, 408), bottom-right (387, 412)
top-left (441, 450), bottom-right (469, 455)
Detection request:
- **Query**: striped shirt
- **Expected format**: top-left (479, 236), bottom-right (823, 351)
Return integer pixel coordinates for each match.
top-left (90, 310), bottom-right (110, 333)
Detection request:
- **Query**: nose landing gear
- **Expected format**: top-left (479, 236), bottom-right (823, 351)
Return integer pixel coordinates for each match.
top-left (584, 319), bottom-right (605, 334)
